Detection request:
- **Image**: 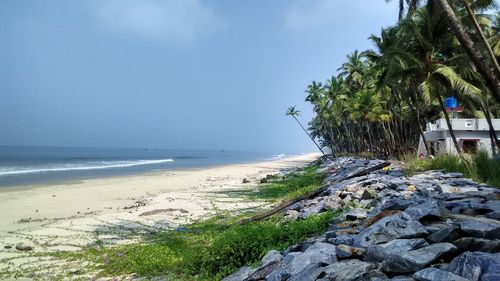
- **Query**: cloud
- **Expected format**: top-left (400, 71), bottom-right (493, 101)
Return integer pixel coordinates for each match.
top-left (284, 0), bottom-right (341, 32)
top-left (95, 0), bottom-right (228, 40)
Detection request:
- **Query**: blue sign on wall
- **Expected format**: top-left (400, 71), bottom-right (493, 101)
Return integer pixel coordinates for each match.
top-left (445, 97), bottom-right (458, 108)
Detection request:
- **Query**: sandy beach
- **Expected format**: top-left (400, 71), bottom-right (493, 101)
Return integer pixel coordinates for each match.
top-left (0, 153), bottom-right (319, 276)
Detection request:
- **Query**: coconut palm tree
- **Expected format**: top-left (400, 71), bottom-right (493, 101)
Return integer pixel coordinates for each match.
top-left (286, 106), bottom-right (326, 156)
top-left (433, 0), bottom-right (500, 104)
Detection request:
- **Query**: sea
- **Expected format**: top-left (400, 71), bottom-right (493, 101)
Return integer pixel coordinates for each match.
top-left (0, 146), bottom-right (289, 187)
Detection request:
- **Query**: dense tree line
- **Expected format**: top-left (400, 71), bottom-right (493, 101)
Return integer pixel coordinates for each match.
top-left (289, 0), bottom-right (500, 158)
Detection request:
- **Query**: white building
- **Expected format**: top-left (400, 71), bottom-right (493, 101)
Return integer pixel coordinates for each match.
top-left (417, 118), bottom-right (500, 156)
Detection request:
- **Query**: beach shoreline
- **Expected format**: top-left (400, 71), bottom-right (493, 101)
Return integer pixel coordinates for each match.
top-left (0, 153), bottom-right (320, 274)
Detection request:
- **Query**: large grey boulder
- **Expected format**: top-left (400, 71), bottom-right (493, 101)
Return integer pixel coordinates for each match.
top-left (336, 244), bottom-right (365, 259)
top-left (328, 234), bottom-right (354, 246)
top-left (289, 242), bottom-right (337, 275)
top-left (446, 251), bottom-right (500, 281)
top-left (378, 198), bottom-right (416, 211)
top-left (404, 200), bottom-right (443, 221)
top-left (451, 237), bottom-right (500, 253)
top-left (319, 259), bottom-right (383, 281)
top-left (381, 243), bottom-right (456, 273)
top-left (364, 238), bottom-right (428, 263)
top-left (354, 212), bottom-right (428, 247)
top-left (444, 198), bottom-right (489, 214)
top-left (222, 266), bottom-right (256, 281)
top-left (245, 261), bottom-right (284, 281)
top-left (260, 250), bottom-right (282, 267)
top-left (413, 268), bottom-right (469, 281)
top-left (459, 220), bottom-right (500, 239)
top-left (426, 226), bottom-right (460, 243)
top-left (287, 263), bottom-right (324, 281)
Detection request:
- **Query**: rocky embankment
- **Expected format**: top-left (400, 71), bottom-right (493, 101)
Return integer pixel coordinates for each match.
top-left (224, 157), bottom-right (500, 281)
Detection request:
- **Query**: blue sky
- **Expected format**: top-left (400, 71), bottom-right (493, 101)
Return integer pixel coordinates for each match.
top-left (0, 0), bottom-right (397, 153)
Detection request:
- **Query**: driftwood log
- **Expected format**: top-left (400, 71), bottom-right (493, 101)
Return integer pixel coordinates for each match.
top-left (238, 161), bottom-right (391, 224)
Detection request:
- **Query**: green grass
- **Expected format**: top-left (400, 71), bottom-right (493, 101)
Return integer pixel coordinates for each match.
top-left (402, 150), bottom-right (500, 187)
top-left (242, 165), bottom-right (325, 201)
top-left (54, 212), bottom-right (337, 280)
top-left (49, 164), bottom-right (335, 280)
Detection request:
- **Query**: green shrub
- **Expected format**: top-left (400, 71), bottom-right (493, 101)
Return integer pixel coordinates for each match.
top-left (247, 165), bottom-right (324, 201)
top-left (402, 150), bottom-right (500, 188)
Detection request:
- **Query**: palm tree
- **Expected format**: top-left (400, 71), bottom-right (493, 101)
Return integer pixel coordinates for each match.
top-left (286, 106), bottom-right (326, 156)
top-left (433, 0), bottom-right (500, 104)
top-left (385, 0), bottom-right (423, 20)
top-left (461, 0), bottom-right (500, 77)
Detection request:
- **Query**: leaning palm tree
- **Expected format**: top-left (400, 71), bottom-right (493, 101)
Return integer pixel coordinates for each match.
top-left (286, 106), bottom-right (326, 156)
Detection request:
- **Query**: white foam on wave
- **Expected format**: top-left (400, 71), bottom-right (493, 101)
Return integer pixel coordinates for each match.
top-left (0, 159), bottom-right (174, 176)
top-left (270, 153), bottom-right (287, 160)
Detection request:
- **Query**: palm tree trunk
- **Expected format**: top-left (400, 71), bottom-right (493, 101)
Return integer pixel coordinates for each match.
top-left (293, 116), bottom-right (326, 156)
top-left (405, 90), bottom-right (430, 153)
top-left (437, 95), bottom-right (462, 154)
top-left (434, 0), bottom-right (500, 104)
top-left (481, 102), bottom-right (500, 155)
top-left (462, 0), bottom-right (500, 77)
top-left (398, 0), bottom-right (404, 21)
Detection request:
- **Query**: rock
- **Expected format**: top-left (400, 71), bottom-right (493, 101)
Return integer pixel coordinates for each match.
top-left (336, 244), bottom-right (365, 259)
top-left (284, 210), bottom-right (300, 220)
top-left (437, 184), bottom-right (478, 194)
top-left (446, 251), bottom-right (500, 281)
top-left (320, 259), bottom-right (381, 281)
top-left (328, 234), bottom-right (354, 246)
top-left (299, 202), bottom-right (325, 219)
top-left (381, 243), bottom-right (456, 273)
top-left (4, 245), bottom-right (12, 249)
top-left (345, 208), bottom-right (368, 221)
top-left (245, 260), bottom-right (283, 281)
top-left (441, 172), bottom-right (464, 178)
top-left (378, 198), bottom-right (416, 211)
top-left (389, 170), bottom-right (405, 177)
top-left (287, 263), bottom-right (325, 281)
top-left (325, 230), bottom-right (337, 240)
top-left (360, 189), bottom-right (376, 200)
top-left (289, 242), bottom-right (337, 275)
top-left (413, 268), bottom-right (468, 281)
top-left (222, 266), bottom-right (256, 281)
top-left (444, 198), bottom-right (489, 214)
top-left (260, 178), bottom-right (268, 184)
top-left (261, 250), bottom-right (282, 267)
top-left (404, 200), bottom-right (443, 221)
top-left (285, 241), bottom-right (312, 254)
top-left (451, 237), bottom-right (500, 253)
top-left (324, 198), bottom-right (342, 210)
top-left (426, 226), bottom-right (460, 243)
top-left (486, 211), bottom-right (500, 219)
top-left (459, 220), bottom-right (500, 239)
top-left (390, 276), bottom-right (415, 281)
top-left (265, 265), bottom-right (290, 281)
top-left (15, 243), bottom-right (33, 251)
top-left (242, 178), bottom-right (250, 184)
top-left (365, 239), bottom-right (429, 263)
top-left (485, 201), bottom-right (500, 213)
top-left (354, 212), bottom-right (428, 247)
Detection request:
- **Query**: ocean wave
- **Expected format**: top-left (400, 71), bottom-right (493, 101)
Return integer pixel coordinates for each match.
top-left (270, 154), bottom-right (287, 160)
top-left (0, 159), bottom-right (174, 176)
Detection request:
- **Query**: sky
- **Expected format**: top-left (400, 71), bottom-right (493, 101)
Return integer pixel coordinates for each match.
top-left (0, 0), bottom-right (397, 153)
